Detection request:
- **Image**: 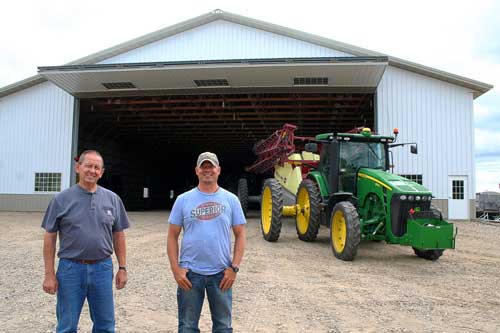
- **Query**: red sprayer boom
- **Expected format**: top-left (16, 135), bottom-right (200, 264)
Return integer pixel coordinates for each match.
top-left (245, 124), bottom-right (314, 174)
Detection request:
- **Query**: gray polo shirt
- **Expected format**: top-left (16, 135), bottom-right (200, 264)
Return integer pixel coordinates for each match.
top-left (41, 184), bottom-right (130, 260)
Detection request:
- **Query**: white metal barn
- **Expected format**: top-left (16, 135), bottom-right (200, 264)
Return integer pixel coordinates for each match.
top-left (0, 10), bottom-right (492, 219)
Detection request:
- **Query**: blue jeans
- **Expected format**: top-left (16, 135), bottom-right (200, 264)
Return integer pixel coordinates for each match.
top-left (56, 258), bottom-right (115, 333)
top-left (177, 270), bottom-right (232, 333)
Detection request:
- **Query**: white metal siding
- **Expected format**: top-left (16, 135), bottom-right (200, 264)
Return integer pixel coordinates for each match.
top-left (376, 66), bottom-right (475, 200)
top-left (0, 82), bottom-right (74, 194)
top-left (99, 20), bottom-right (353, 64)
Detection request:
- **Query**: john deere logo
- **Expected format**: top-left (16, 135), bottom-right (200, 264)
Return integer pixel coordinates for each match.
top-left (191, 202), bottom-right (225, 220)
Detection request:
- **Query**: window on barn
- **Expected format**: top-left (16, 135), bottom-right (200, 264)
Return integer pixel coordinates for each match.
top-left (35, 173), bottom-right (62, 192)
top-left (399, 174), bottom-right (423, 185)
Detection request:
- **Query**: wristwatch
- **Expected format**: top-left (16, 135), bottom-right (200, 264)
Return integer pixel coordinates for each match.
top-left (119, 266), bottom-right (127, 271)
top-left (230, 264), bottom-right (239, 273)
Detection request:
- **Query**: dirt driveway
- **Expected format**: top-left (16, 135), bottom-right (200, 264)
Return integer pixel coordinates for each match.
top-left (0, 211), bottom-right (499, 332)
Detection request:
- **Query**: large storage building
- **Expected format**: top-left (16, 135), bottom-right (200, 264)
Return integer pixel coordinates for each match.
top-left (0, 10), bottom-right (492, 219)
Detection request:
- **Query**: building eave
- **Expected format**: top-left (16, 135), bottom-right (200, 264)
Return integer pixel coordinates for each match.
top-left (0, 75), bottom-right (46, 99)
top-left (388, 58), bottom-right (493, 98)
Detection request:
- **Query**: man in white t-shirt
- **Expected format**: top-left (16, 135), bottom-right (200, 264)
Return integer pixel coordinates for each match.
top-left (167, 152), bottom-right (246, 332)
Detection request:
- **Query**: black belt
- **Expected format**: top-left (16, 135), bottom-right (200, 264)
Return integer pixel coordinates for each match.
top-left (68, 257), bottom-right (109, 264)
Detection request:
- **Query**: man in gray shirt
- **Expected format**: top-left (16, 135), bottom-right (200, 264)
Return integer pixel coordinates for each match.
top-left (42, 150), bottom-right (130, 333)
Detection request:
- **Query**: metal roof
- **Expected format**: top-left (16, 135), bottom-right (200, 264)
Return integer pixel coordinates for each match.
top-left (0, 9), bottom-right (493, 99)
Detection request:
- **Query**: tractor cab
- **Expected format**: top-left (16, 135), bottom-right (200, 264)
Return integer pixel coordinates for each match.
top-left (313, 128), bottom-right (394, 196)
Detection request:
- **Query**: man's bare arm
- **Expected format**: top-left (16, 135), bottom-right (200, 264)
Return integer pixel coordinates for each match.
top-left (167, 224), bottom-right (192, 290)
top-left (113, 231), bottom-right (128, 289)
top-left (42, 232), bottom-right (58, 295)
top-left (220, 224), bottom-right (246, 291)
top-left (231, 224), bottom-right (246, 267)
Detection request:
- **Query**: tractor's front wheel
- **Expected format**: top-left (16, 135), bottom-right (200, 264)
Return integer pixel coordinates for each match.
top-left (295, 179), bottom-right (321, 242)
top-left (430, 204), bottom-right (443, 220)
top-left (237, 178), bottom-right (249, 217)
top-left (330, 201), bottom-right (361, 261)
top-left (260, 178), bottom-right (283, 242)
top-left (413, 248), bottom-right (444, 261)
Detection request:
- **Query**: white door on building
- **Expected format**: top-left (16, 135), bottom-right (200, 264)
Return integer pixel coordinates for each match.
top-left (448, 176), bottom-right (468, 219)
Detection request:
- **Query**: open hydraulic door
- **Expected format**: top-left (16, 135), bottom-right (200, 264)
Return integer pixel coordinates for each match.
top-left (38, 57), bottom-right (388, 98)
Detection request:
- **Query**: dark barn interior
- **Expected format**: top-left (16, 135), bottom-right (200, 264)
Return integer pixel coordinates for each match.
top-left (78, 92), bottom-right (374, 210)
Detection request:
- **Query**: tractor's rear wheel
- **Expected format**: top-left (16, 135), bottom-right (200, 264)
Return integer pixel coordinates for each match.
top-left (237, 178), bottom-right (249, 217)
top-left (330, 201), bottom-right (361, 261)
top-left (413, 248), bottom-right (444, 260)
top-left (260, 178), bottom-right (283, 242)
top-left (295, 179), bottom-right (321, 242)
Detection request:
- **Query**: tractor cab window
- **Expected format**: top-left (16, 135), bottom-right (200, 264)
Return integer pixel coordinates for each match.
top-left (319, 145), bottom-right (331, 180)
top-left (340, 142), bottom-right (387, 170)
top-left (339, 142), bottom-right (387, 193)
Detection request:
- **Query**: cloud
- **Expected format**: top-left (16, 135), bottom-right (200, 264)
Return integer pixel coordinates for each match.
top-left (474, 1), bottom-right (500, 62)
top-left (476, 160), bottom-right (500, 193)
top-left (474, 104), bottom-right (491, 120)
top-left (475, 128), bottom-right (500, 155)
top-left (475, 95), bottom-right (500, 130)
top-left (475, 126), bottom-right (500, 193)
top-left (476, 171), bottom-right (500, 192)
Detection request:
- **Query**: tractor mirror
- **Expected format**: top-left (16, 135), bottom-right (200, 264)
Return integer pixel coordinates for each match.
top-left (305, 143), bottom-right (318, 153)
top-left (411, 145), bottom-right (418, 154)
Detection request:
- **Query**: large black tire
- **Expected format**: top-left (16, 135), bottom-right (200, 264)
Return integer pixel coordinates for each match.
top-left (413, 248), bottom-right (444, 261)
top-left (237, 178), bottom-right (249, 217)
top-left (260, 178), bottom-right (283, 242)
top-left (413, 204), bottom-right (445, 260)
top-left (295, 179), bottom-right (321, 242)
top-left (430, 204), bottom-right (443, 220)
top-left (330, 201), bottom-right (361, 261)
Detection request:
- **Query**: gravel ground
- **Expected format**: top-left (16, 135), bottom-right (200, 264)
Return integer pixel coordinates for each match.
top-left (1, 211), bottom-right (500, 332)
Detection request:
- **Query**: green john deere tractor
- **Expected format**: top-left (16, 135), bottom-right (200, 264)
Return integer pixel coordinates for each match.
top-left (260, 127), bottom-right (456, 261)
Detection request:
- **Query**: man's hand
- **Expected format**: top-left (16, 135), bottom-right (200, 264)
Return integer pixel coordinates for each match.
top-left (116, 269), bottom-right (128, 289)
top-left (43, 273), bottom-right (58, 295)
top-left (173, 267), bottom-right (192, 291)
top-left (219, 267), bottom-right (236, 291)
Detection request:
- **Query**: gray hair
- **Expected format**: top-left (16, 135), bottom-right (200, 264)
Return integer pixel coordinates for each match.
top-left (78, 150), bottom-right (104, 168)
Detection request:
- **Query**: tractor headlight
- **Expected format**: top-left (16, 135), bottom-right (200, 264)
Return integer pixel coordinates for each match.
top-left (415, 196), bottom-right (421, 201)
top-left (408, 195), bottom-right (415, 201)
top-left (400, 195), bottom-right (407, 201)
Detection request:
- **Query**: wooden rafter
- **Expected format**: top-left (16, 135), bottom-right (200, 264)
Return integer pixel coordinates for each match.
top-left (79, 92), bottom-right (374, 152)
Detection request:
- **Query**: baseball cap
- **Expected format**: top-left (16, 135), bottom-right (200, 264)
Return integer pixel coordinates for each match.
top-left (197, 152), bottom-right (219, 167)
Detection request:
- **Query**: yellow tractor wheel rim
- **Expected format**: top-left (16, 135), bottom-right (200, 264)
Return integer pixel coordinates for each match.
top-left (261, 186), bottom-right (272, 234)
top-left (296, 187), bottom-right (310, 234)
top-left (332, 210), bottom-right (347, 253)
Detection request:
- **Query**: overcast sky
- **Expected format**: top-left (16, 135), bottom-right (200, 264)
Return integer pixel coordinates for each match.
top-left (1, 0), bottom-right (499, 193)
